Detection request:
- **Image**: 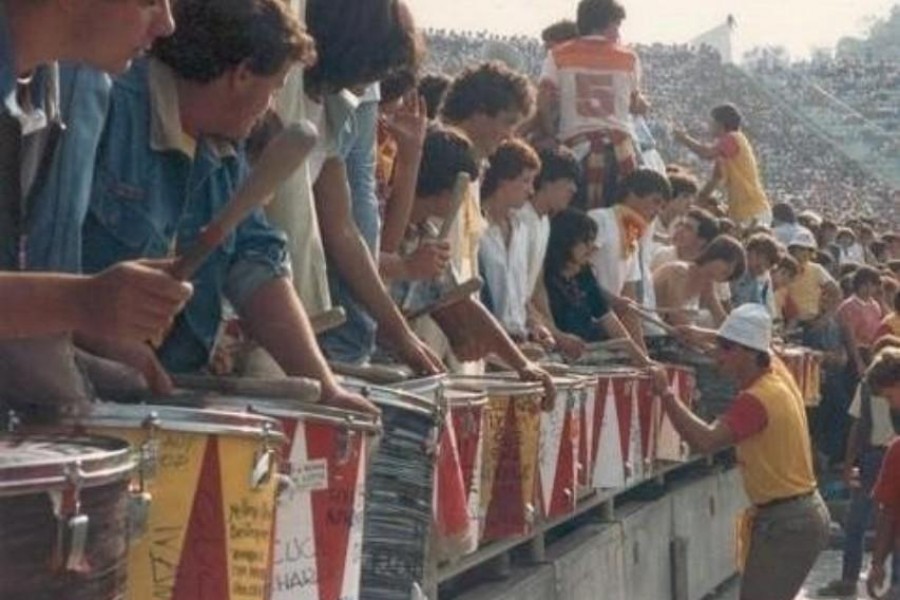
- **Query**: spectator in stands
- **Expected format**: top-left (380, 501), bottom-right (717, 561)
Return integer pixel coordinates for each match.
top-left (650, 207), bottom-right (719, 270)
top-left (819, 337), bottom-right (900, 598)
top-left (652, 170), bottom-right (699, 245)
top-left (479, 139), bottom-right (541, 341)
top-left (77, 0), bottom-right (382, 414)
top-left (837, 227), bottom-right (864, 265)
top-left (877, 290), bottom-right (900, 339)
top-left (521, 146), bottom-right (585, 358)
top-left (885, 233), bottom-right (900, 261)
top-left (654, 235), bottom-right (746, 327)
top-left (731, 233), bottom-right (781, 317)
top-left (838, 266), bottom-right (885, 377)
top-left (440, 61), bottom-right (535, 285)
top-left (540, 20), bottom-right (578, 50)
top-left (772, 254), bottom-right (800, 326)
top-left (865, 347), bottom-right (900, 600)
top-left (418, 73), bottom-right (452, 120)
top-left (674, 104), bottom-right (772, 227)
top-left (652, 304), bottom-right (830, 600)
top-left (537, 0), bottom-right (648, 209)
top-left (392, 125), bottom-right (555, 401)
top-left (785, 230), bottom-right (841, 331)
top-left (543, 208), bottom-right (652, 366)
top-left (587, 168), bottom-right (672, 351)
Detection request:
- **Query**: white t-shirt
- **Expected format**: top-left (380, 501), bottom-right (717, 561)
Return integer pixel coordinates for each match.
top-left (517, 202), bottom-right (550, 296)
top-left (848, 387), bottom-right (896, 448)
top-left (480, 213), bottom-right (530, 337)
top-left (588, 207), bottom-right (640, 296)
top-left (650, 244), bottom-right (677, 273)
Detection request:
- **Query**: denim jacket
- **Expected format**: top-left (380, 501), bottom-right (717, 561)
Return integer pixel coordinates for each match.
top-left (81, 59), bottom-right (289, 373)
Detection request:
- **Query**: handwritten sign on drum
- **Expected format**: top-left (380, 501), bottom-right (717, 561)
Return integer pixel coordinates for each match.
top-left (58, 404), bottom-right (285, 600)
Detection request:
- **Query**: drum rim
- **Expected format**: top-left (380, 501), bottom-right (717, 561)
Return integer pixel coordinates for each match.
top-left (204, 398), bottom-right (382, 434)
top-left (390, 374), bottom-right (448, 395)
top-left (444, 387), bottom-right (489, 407)
top-left (344, 381), bottom-right (440, 418)
top-left (445, 374), bottom-right (544, 395)
top-left (0, 434), bottom-right (135, 496)
top-left (63, 403), bottom-right (288, 443)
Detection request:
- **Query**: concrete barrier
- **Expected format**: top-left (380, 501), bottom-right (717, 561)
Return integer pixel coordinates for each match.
top-left (452, 564), bottom-right (556, 600)
top-left (620, 498), bottom-right (675, 600)
top-left (547, 524), bottom-right (627, 600)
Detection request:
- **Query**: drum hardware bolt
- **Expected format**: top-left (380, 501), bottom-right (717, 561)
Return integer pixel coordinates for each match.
top-left (251, 448), bottom-right (275, 489)
top-left (524, 503), bottom-right (536, 525)
top-left (52, 462), bottom-right (90, 573)
top-left (128, 490), bottom-right (153, 542)
top-left (624, 462), bottom-right (633, 478)
top-left (564, 488), bottom-right (573, 499)
top-left (5, 410), bottom-right (20, 432)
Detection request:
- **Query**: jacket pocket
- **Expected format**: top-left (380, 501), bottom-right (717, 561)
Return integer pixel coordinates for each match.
top-left (89, 169), bottom-right (170, 256)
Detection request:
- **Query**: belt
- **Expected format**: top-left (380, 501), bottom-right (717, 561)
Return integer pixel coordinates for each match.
top-left (756, 489), bottom-right (815, 510)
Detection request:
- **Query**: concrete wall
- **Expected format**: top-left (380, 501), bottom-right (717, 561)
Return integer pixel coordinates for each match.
top-left (452, 468), bottom-right (744, 600)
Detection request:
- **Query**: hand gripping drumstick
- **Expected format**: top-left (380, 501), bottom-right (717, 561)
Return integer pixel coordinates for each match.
top-left (169, 121), bottom-right (318, 282)
top-left (403, 277), bottom-right (483, 321)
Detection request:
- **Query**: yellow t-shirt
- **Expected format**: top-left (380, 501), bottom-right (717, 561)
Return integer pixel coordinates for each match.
top-left (717, 131), bottom-right (770, 223)
top-left (878, 313), bottom-right (900, 338)
top-left (727, 359), bottom-right (817, 505)
top-left (786, 262), bottom-right (834, 322)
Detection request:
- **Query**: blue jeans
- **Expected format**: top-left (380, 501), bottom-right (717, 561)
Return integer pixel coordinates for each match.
top-left (842, 447), bottom-right (900, 583)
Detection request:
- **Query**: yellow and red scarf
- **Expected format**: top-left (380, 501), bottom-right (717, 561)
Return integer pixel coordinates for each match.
top-left (615, 204), bottom-right (649, 259)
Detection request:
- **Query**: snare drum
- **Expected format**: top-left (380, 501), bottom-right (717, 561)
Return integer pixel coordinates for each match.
top-left (777, 346), bottom-right (821, 407)
top-left (655, 365), bottom-right (696, 463)
top-left (0, 434), bottom-right (135, 600)
top-left (200, 395), bottom-right (380, 600)
top-left (62, 404), bottom-right (285, 600)
top-left (350, 383), bottom-right (440, 600)
top-left (449, 376), bottom-right (543, 543)
top-left (653, 341), bottom-right (734, 419)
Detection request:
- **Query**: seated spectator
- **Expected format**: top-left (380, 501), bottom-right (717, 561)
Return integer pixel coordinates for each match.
top-left (543, 209), bottom-right (652, 366)
top-left (772, 202), bottom-right (811, 246)
top-left (653, 235), bottom-right (747, 327)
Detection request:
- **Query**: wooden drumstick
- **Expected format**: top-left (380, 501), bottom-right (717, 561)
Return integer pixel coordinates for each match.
top-left (331, 361), bottom-right (412, 385)
top-left (310, 307), bottom-right (347, 334)
top-left (171, 373), bottom-right (321, 402)
top-left (403, 277), bottom-right (482, 321)
top-left (169, 121), bottom-right (318, 281)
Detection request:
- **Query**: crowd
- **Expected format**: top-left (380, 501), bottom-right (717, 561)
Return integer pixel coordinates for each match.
top-left (3, 0), bottom-right (900, 599)
top-left (423, 31), bottom-right (900, 221)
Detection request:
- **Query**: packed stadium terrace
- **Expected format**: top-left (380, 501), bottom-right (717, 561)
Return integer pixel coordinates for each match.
top-left (423, 30), bottom-right (900, 222)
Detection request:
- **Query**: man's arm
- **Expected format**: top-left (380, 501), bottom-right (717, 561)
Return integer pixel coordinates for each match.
top-left (620, 281), bottom-right (647, 353)
top-left (237, 277), bottom-right (379, 414)
top-left (314, 157), bottom-right (443, 374)
top-left (652, 369), bottom-right (736, 455)
top-left (673, 130), bottom-right (720, 160)
top-left (699, 162), bottom-right (724, 200)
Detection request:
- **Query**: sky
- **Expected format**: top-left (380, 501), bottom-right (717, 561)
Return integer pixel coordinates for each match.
top-left (413, 0), bottom-right (898, 59)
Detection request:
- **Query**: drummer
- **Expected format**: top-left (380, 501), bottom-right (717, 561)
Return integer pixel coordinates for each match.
top-left (543, 208), bottom-right (654, 367)
top-left (651, 304), bottom-right (830, 600)
top-left (653, 234), bottom-right (746, 327)
top-left (393, 125), bottom-right (556, 406)
top-left (0, 0), bottom-right (192, 344)
top-left (76, 0), bottom-right (377, 415)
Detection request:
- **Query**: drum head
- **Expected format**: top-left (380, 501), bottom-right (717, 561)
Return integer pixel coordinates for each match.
top-left (447, 374), bottom-right (543, 396)
top-left (0, 434), bottom-right (134, 496)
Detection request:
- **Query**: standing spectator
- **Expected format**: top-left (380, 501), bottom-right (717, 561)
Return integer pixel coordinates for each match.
top-left (674, 104), bottom-right (772, 227)
top-left (731, 233), bottom-right (781, 317)
top-left (838, 266), bottom-right (885, 377)
top-left (771, 203), bottom-right (811, 247)
top-left (537, 0), bottom-right (647, 209)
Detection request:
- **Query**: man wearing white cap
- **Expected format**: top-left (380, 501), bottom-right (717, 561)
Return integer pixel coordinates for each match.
top-left (653, 304), bottom-right (830, 600)
top-left (785, 229), bottom-right (841, 327)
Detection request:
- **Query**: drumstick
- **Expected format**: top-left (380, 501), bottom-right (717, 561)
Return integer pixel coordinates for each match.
top-left (436, 172), bottom-right (470, 241)
top-left (169, 121), bottom-right (318, 281)
top-left (403, 277), bottom-right (482, 321)
top-left (171, 374), bottom-right (321, 402)
top-left (310, 307), bottom-right (346, 334)
top-left (331, 361), bottom-right (412, 385)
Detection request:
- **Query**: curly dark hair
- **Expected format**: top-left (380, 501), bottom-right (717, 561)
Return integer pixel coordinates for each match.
top-left (416, 125), bottom-right (479, 198)
top-left (440, 61), bottom-right (534, 124)
top-left (152, 0), bottom-right (314, 83)
top-left (576, 0), bottom-right (626, 35)
top-left (535, 146), bottom-right (581, 190)
top-left (545, 208), bottom-right (598, 276)
top-left (304, 0), bottom-right (423, 95)
top-left (694, 234), bottom-right (747, 282)
top-left (481, 138), bottom-right (541, 199)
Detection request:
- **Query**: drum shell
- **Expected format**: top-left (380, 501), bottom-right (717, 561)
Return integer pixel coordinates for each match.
top-left (0, 434), bottom-right (135, 600)
top-left (537, 376), bottom-right (582, 521)
top-left (57, 404), bottom-right (285, 600)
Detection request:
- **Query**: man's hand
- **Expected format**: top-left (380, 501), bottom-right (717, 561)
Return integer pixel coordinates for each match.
top-left (387, 328), bottom-right (445, 375)
top-left (79, 260), bottom-right (192, 343)
top-left (517, 362), bottom-right (556, 412)
top-left (403, 241), bottom-right (451, 280)
top-left (77, 335), bottom-right (174, 395)
top-left (320, 382), bottom-right (381, 416)
top-left (842, 464), bottom-right (861, 489)
top-left (649, 364), bottom-right (671, 396)
top-left (555, 332), bottom-right (586, 361)
top-left (867, 561), bottom-right (886, 599)
top-left (630, 91), bottom-right (651, 116)
top-left (529, 324), bottom-right (556, 350)
top-left (381, 92), bottom-right (427, 155)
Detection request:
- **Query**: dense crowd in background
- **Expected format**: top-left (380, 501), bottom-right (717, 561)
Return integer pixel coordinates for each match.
top-left (423, 30), bottom-right (900, 221)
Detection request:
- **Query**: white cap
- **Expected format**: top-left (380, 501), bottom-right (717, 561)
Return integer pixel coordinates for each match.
top-left (788, 229), bottom-right (818, 251)
top-left (717, 304), bottom-right (772, 354)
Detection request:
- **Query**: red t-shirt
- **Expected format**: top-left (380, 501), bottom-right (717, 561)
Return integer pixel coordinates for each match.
top-left (721, 391), bottom-right (769, 442)
top-left (874, 438), bottom-right (900, 524)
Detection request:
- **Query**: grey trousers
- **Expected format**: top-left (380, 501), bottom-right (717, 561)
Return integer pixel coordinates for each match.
top-left (741, 491), bottom-right (831, 600)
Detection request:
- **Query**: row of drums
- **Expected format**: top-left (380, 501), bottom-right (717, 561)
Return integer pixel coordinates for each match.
top-left (0, 366), bottom-right (699, 600)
